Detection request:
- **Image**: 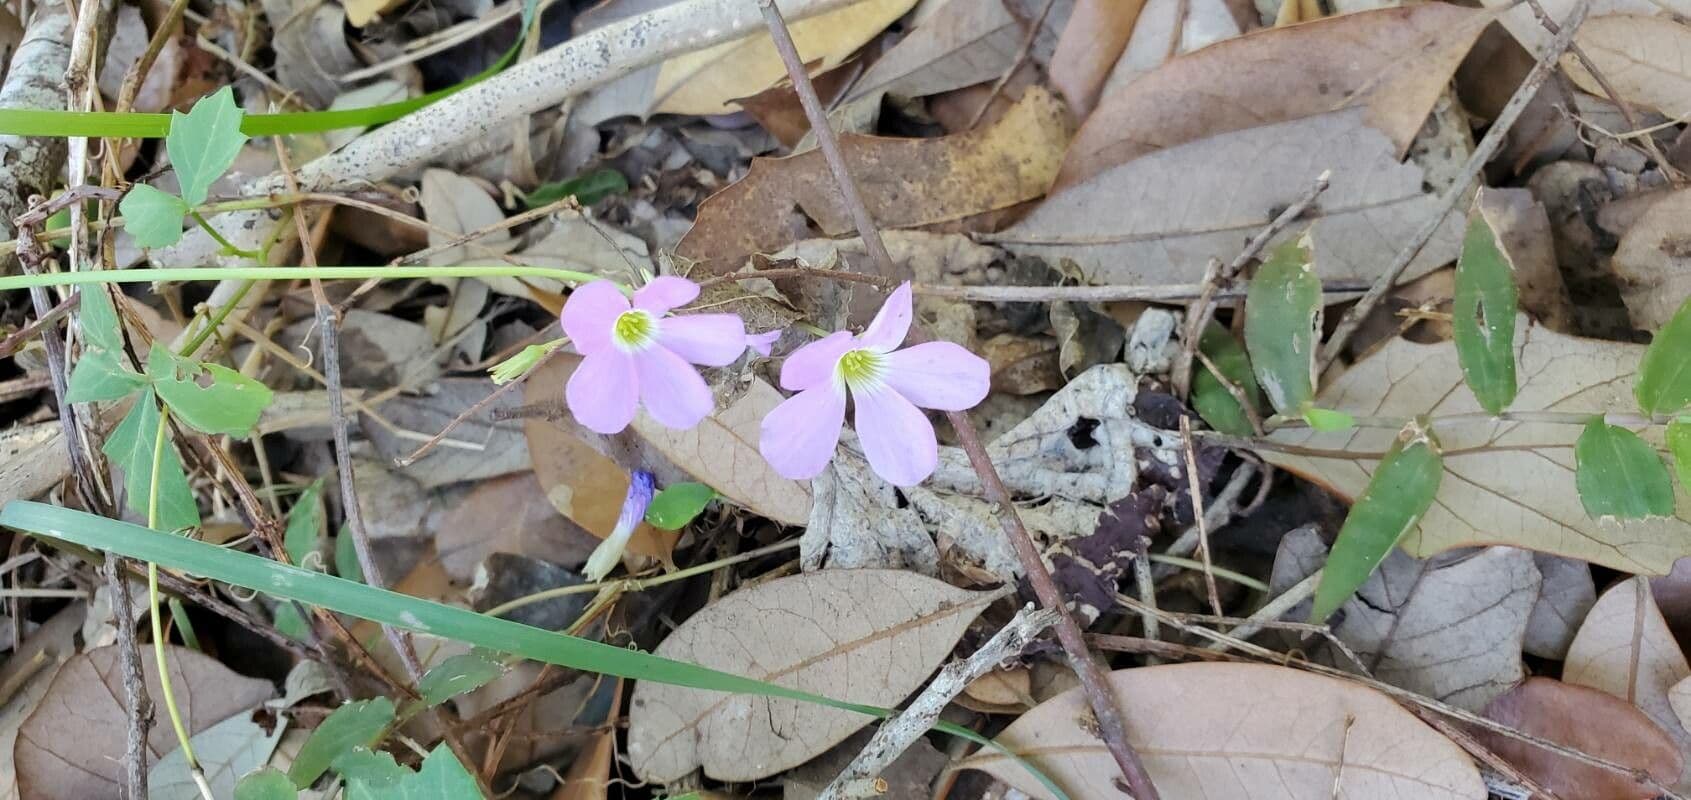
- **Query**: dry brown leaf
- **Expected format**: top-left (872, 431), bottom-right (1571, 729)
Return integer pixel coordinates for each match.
top-left (676, 87), bottom-right (1070, 271)
top-left (1474, 187), bottom-right (1576, 333)
top-left (434, 472), bottom-right (602, 581)
top-left (1094, 0), bottom-right (1241, 97)
top-left (344, 0), bottom-right (406, 25)
top-left (1565, 16), bottom-right (1691, 119)
top-left (1264, 317), bottom-right (1691, 573)
top-left (418, 170), bottom-right (515, 266)
top-left (652, 0), bottom-right (918, 115)
top-left (524, 356), bottom-right (676, 561)
top-left (1565, 578), bottom-right (1691, 789)
top-left (1475, 677), bottom-right (1682, 800)
top-left (1484, 0), bottom-right (1691, 58)
top-left (1055, 5), bottom-right (1489, 189)
top-left (551, 678), bottom-right (623, 800)
top-left (803, 451), bottom-right (938, 573)
top-left (1613, 186), bottom-right (1691, 332)
top-left (15, 645), bottom-right (273, 799)
top-left (625, 569), bottom-right (996, 782)
top-left (959, 662), bottom-right (1485, 799)
top-left (259, 0), bottom-right (359, 108)
top-left (1047, 0), bottom-right (1145, 117)
top-left (845, 0), bottom-right (1026, 103)
top-left (996, 108), bottom-right (1465, 287)
top-left (364, 378), bottom-right (531, 489)
top-left (0, 604), bottom-right (82, 800)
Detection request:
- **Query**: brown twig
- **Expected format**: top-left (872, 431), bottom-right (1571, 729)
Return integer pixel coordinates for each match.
top-left (966, 0), bottom-right (1058, 129)
top-left (396, 348), bottom-right (558, 467)
top-left (1178, 417), bottom-right (1222, 618)
top-left (1193, 350), bottom-right (1264, 435)
top-left (0, 291), bottom-right (77, 359)
top-left (1172, 171), bottom-right (1329, 399)
top-left (1319, 0), bottom-right (1594, 368)
top-left (699, 265), bottom-right (1369, 303)
top-left (755, 4), bottom-right (1161, 795)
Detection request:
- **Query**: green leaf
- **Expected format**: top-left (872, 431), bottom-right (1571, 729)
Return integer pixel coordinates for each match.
top-left (273, 603), bottom-right (308, 640)
top-left (645, 482), bottom-right (716, 530)
top-left (1245, 235), bottom-right (1321, 415)
top-left (167, 87), bottom-right (247, 206)
top-left (525, 169), bottom-right (628, 209)
top-left (235, 768), bottom-right (297, 800)
top-left (412, 652), bottom-right (506, 712)
top-left (1310, 424), bottom-right (1442, 622)
top-left (66, 347), bottom-right (147, 402)
top-left (334, 747), bottom-right (409, 788)
top-left (345, 745), bottom-right (481, 800)
top-left (118, 184), bottom-right (190, 249)
top-left (1636, 295), bottom-right (1691, 417)
top-left (1301, 405), bottom-right (1354, 432)
top-left (150, 704), bottom-right (287, 798)
top-left (1452, 202), bottom-right (1519, 415)
top-left (147, 344), bottom-right (273, 437)
top-left (284, 479), bottom-right (326, 567)
top-left (0, 502), bottom-right (1070, 800)
top-left (101, 391), bottom-right (198, 531)
top-left (288, 697), bottom-right (396, 788)
top-left (334, 529), bottom-right (365, 584)
top-left (77, 285), bottom-right (125, 353)
top-left (1190, 324), bottom-right (1261, 437)
top-left (1575, 418), bottom-right (1675, 520)
top-left (1671, 419), bottom-right (1691, 495)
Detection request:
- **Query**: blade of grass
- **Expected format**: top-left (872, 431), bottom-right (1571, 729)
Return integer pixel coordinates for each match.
top-left (0, 501), bottom-right (1070, 800)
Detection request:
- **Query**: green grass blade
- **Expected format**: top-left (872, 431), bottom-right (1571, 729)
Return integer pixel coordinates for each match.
top-left (0, 501), bottom-right (1070, 800)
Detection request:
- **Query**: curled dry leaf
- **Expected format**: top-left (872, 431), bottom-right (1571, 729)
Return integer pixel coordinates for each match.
top-left (959, 662), bottom-right (1485, 800)
top-left (1094, 0), bottom-right (1241, 98)
top-left (625, 569), bottom-right (996, 782)
top-left (676, 87), bottom-right (1070, 271)
top-left (1475, 677), bottom-right (1682, 800)
top-left (993, 108), bottom-right (1466, 287)
top-left (1612, 186), bottom-right (1691, 332)
top-left (846, 0), bottom-right (1027, 103)
top-left (1564, 577), bottom-right (1691, 788)
top-left (1055, 5), bottom-right (1490, 189)
top-left (1046, 0), bottom-right (1144, 117)
top-left (1264, 317), bottom-right (1691, 574)
top-left (1564, 16), bottom-right (1691, 120)
top-left (16, 645), bottom-right (274, 799)
top-left (803, 451), bottom-right (939, 574)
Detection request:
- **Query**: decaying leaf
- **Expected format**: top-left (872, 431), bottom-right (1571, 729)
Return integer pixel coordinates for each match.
top-left (1565, 578), bottom-right (1691, 788)
top-left (1612, 187), bottom-right (1691, 332)
top-left (803, 451), bottom-right (938, 574)
top-left (960, 662), bottom-right (1485, 800)
top-left (676, 88), bottom-right (1070, 271)
top-left (1523, 554), bottom-right (1596, 660)
top-left (1095, 0), bottom-right (1241, 96)
top-left (1564, 16), bottom-right (1691, 118)
top-left (994, 108), bottom-right (1465, 287)
top-left (1482, 0), bottom-right (1691, 56)
top-left (433, 472), bottom-right (602, 581)
top-left (364, 378), bottom-right (531, 489)
top-left (1047, 0), bottom-right (1144, 116)
top-left (1056, 5), bottom-right (1490, 188)
top-left (626, 570), bottom-right (996, 782)
top-left (16, 645), bottom-right (273, 798)
top-left (1265, 317), bottom-right (1691, 573)
top-left (846, 0), bottom-right (1026, 102)
top-left (148, 708), bottom-right (286, 800)
top-left (1476, 677), bottom-right (1682, 800)
top-left (1269, 529), bottom-right (1537, 711)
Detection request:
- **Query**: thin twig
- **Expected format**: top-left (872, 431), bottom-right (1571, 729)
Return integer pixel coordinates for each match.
top-left (0, 292), bottom-right (77, 359)
top-left (755, 4), bottom-right (1161, 795)
top-left (818, 605), bottom-right (1058, 800)
top-left (1178, 417), bottom-right (1222, 617)
top-left (701, 265), bottom-right (1368, 304)
top-left (395, 354), bottom-right (549, 466)
top-left (966, 0), bottom-right (1057, 129)
top-left (1319, 0), bottom-right (1594, 368)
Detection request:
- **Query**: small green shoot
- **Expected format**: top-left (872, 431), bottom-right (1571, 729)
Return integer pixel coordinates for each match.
top-left (1575, 418), bottom-right (1675, 520)
top-left (1310, 423), bottom-right (1442, 622)
top-left (118, 88), bottom-right (249, 251)
top-left (1636, 296), bottom-right (1691, 417)
top-left (1452, 197), bottom-right (1519, 415)
top-left (646, 483), bottom-right (717, 530)
top-left (525, 168), bottom-right (629, 208)
top-left (1245, 235), bottom-right (1321, 416)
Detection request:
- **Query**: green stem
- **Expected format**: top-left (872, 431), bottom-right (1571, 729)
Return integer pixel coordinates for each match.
top-left (179, 280), bottom-right (257, 358)
top-left (190, 211), bottom-right (259, 258)
top-left (0, 194), bottom-right (306, 256)
top-left (0, 265), bottom-right (610, 292)
top-left (146, 405), bottom-right (201, 781)
top-left (1145, 554), bottom-right (1270, 593)
top-left (484, 539), bottom-right (801, 618)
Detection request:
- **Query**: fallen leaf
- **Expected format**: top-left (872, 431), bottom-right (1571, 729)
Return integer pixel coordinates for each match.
top-left (1564, 577), bottom-right (1691, 788)
top-left (653, 0), bottom-right (918, 115)
top-left (676, 88), bottom-right (1070, 271)
top-left (418, 169), bottom-right (516, 266)
top-left (1268, 528), bottom-right (1538, 711)
top-left (364, 378), bottom-right (531, 489)
top-left (1055, 5), bottom-right (1490, 189)
top-left (1484, 0), bottom-right (1691, 59)
top-left (994, 108), bottom-right (1465, 287)
top-left (626, 570), bottom-right (995, 782)
top-left (1473, 187), bottom-right (1575, 333)
top-left (1047, 0), bottom-right (1145, 116)
top-left (16, 645), bottom-right (273, 799)
top-left (551, 678), bottom-right (623, 800)
top-left (0, 604), bottom-right (83, 800)
top-left (1523, 554), bottom-right (1595, 660)
top-left (259, 0), bottom-right (359, 108)
top-left (1612, 186), bottom-right (1691, 332)
top-left (285, 309), bottom-right (440, 390)
top-left (1475, 677), bottom-right (1681, 800)
top-left (1264, 317), bottom-right (1691, 574)
top-left (1566, 17), bottom-right (1691, 119)
top-left (1673, 676), bottom-right (1691, 732)
top-left (148, 709), bottom-right (286, 800)
top-left (803, 451), bottom-right (939, 574)
top-left (982, 334), bottom-right (1063, 395)
top-left (782, 728), bottom-right (949, 800)
top-left (521, 210), bottom-right (653, 283)
top-left (845, 0), bottom-right (1026, 102)
top-left (1094, 0), bottom-right (1240, 98)
top-left (344, 0), bottom-right (406, 26)
top-left (959, 662), bottom-right (1485, 800)
top-left (433, 472), bottom-right (602, 581)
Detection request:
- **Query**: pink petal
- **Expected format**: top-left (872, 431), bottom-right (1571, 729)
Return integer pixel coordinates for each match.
top-left (882, 342), bottom-right (991, 411)
top-left (859, 282), bottom-right (913, 352)
top-left (854, 386), bottom-right (938, 487)
top-left (759, 385), bottom-right (846, 480)
top-left (659, 314), bottom-right (748, 366)
top-left (779, 330), bottom-right (856, 392)
top-left (746, 329), bottom-right (782, 357)
top-left (633, 276), bottom-right (699, 314)
top-left (566, 350), bottom-right (638, 434)
top-left (633, 345), bottom-right (715, 429)
top-left (560, 281), bottom-right (630, 355)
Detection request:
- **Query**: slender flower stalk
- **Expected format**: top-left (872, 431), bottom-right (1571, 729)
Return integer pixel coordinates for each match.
top-left (583, 471), bottom-right (656, 581)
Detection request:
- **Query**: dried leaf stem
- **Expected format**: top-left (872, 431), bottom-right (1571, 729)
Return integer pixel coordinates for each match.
top-left (755, 2), bottom-right (1160, 796)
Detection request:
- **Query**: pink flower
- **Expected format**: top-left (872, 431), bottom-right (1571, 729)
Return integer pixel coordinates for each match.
top-left (759, 283), bottom-right (990, 487)
top-left (562, 277), bottom-right (753, 434)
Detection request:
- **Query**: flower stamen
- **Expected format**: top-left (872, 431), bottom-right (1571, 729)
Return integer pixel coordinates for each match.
top-left (612, 310), bottom-right (658, 350)
top-left (837, 348), bottom-right (886, 390)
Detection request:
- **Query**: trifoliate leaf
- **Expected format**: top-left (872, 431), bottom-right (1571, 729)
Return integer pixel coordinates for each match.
top-left (167, 87), bottom-right (248, 206)
top-left (1575, 418), bottom-right (1675, 520)
top-left (102, 391), bottom-right (199, 531)
top-left (66, 347), bottom-right (147, 402)
top-left (119, 184), bottom-right (190, 249)
top-left (146, 344), bottom-right (273, 437)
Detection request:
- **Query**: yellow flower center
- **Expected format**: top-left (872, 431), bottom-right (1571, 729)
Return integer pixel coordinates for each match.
top-left (837, 348), bottom-right (885, 390)
top-left (612, 310), bottom-right (657, 350)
